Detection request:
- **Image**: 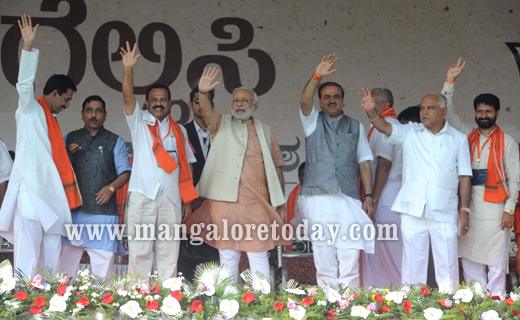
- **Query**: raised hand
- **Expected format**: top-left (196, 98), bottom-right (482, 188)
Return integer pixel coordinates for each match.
top-left (198, 67), bottom-right (221, 93)
top-left (315, 54), bottom-right (339, 78)
top-left (358, 87), bottom-right (376, 111)
top-left (446, 57), bottom-right (466, 83)
top-left (18, 14), bottom-right (39, 48)
top-left (120, 41), bottom-right (141, 68)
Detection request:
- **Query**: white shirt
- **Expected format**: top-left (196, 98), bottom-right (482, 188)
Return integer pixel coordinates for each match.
top-left (369, 117), bottom-right (403, 207)
top-left (0, 139), bottom-right (13, 184)
top-left (301, 107), bottom-right (373, 164)
top-left (0, 49), bottom-right (72, 239)
top-left (125, 103), bottom-right (196, 208)
top-left (384, 121), bottom-right (473, 224)
top-left (193, 120), bottom-right (211, 160)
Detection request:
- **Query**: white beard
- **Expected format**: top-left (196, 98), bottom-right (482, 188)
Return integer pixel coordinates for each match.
top-left (231, 107), bottom-right (254, 120)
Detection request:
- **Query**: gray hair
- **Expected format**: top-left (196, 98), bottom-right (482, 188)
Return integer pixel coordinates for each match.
top-left (371, 88), bottom-right (394, 107)
top-left (233, 87), bottom-right (258, 104)
top-left (435, 93), bottom-right (447, 109)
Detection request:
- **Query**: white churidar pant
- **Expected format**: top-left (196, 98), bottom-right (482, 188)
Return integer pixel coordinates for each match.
top-left (401, 214), bottom-right (459, 293)
top-left (461, 228), bottom-right (510, 298)
top-left (57, 244), bottom-right (116, 279)
top-left (313, 244), bottom-right (360, 288)
top-left (219, 249), bottom-right (270, 283)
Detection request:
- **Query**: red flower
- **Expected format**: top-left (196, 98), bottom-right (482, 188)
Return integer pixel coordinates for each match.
top-left (403, 300), bottom-right (412, 313)
top-left (491, 295), bottom-right (501, 301)
top-left (28, 305), bottom-right (42, 314)
top-left (421, 286), bottom-right (431, 297)
top-left (273, 301), bottom-right (284, 311)
top-left (57, 284), bottom-right (67, 296)
top-left (327, 310), bottom-right (337, 319)
top-left (242, 292), bottom-right (257, 304)
top-left (505, 299), bottom-right (515, 307)
top-left (146, 300), bottom-right (159, 310)
top-left (102, 293), bottom-right (114, 304)
top-left (32, 296), bottom-right (47, 307)
top-left (354, 293), bottom-right (359, 298)
top-left (135, 288), bottom-right (142, 294)
top-left (151, 285), bottom-right (161, 294)
top-left (512, 310), bottom-right (518, 316)
top-left (76, 297), bottom-right (90, 306)
top-left (436, 299), bottom-right (445, 307)
top-left (375, 294), bottom-right (383, 305)
top-left (171, 290), bottom-right (183, 301)
top-left (379, 306), bottom-right (390, 313)
top-left (12, 292), bottom-right (27, 300)
top-left (28, 285), bottom-right (35, 289)
top-left (74, 291), bottom-right (84, 296)
top-left (301, 297), bottom-right (314, 305)
top-left (189, 300), bottom-right (203, 313)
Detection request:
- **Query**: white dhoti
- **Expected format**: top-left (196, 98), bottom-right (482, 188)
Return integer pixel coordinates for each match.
top-left (401, 214), bottom-right (458, 294)
top-left (127, 188), bottom-right (181, 280)
top-left (299, 192), bottom-right (374, 288)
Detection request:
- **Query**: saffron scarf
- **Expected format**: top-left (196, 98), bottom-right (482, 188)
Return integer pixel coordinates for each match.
top-left (37, 96), bottom-right (82, 209)
top-left (468, 125), bottom-right (509, 203)
top-left (147, 115), bottom-right (198, 203)
top-left (359, 107), bottom-right (398, 201)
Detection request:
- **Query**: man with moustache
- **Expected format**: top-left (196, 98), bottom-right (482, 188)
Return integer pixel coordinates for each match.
top-left (177, 87), bottom-right (220, 282)
top-left (299, 54), bottom-right (375, 287)
top-left (0, 15), bottom-right (81, 278)
top-left (359, 84), bottom-right (472, 293)
top-left (441, 58), bottom-right (520, 297)
top-left (184, 68), bottom-right (289, 283)
top-left (120, 42), bottom-right (197, 280)
top-left (56, 95), bottom-right (131, 279)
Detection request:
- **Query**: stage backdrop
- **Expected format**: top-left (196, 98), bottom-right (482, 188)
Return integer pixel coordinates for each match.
top-left (1, 0), bottom-right (520, 186)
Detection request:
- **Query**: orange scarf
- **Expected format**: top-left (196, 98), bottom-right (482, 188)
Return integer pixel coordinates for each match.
top-left (38, 96), bottom-right (82, 209)
top-left (468, 125), bottom-right (509, 203)
top-left (359, 107), bottom-right (398, 201)
top-left (147, 115), bottom-right (198, 204)
top-left (284, 183), bottom-right (301, 252)
top-left (117, 155), bottom-right (133, 224)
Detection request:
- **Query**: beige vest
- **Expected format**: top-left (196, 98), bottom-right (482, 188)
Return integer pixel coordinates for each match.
top-left (198, 114), bottom-right (285, 207)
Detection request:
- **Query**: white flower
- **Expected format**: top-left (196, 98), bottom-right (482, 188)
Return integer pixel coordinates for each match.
top-left (423, 307), bottom-right (443, 320)
top-left (511, 293), bottom-right (520, 302)
top-left (201, 284), bottom-right (216, 296)
top-left (48, 295), bottom-right (67, 312)
top-left (285, 288), bottom-right (307, 295)
top-left (91, 292), bottom-right (99, 298)
top-left (220, 299), bottom-right (239, 319)
top-left (120, 301), bottom-right (142, 319)
top-left (130, 295), bottom-right (136, 299)
top-left (0, 276), bottom-right (16, 293)
top-left (385, 291), bottom-right (405, 304)
top-left (289, 305), bottom-right (306, 319)
top-left (351, 306), bottom-right (370, 319)
top-left (145, 295), bottom-right (154, 301)
top-left (154, 294), bottom-right (160, 300)
top-left (481, 310), bottom-right (501, 320)
top-left (473, 282), bottom-right (486, 297)
top-left (161, 296), bottom-right (181, 316)
top-left (318, 300), bottom-right (326, 306)
top-left (453, 289), bottom-right (473, 303)
top-left (43, 283), bottom-right (51, 292)
top-left (325, 287), bottom-right (342, 303)
top-left (162, 277), bottom-right (182, 291)
top-left (252, 279), bottom-right (271, 294)
top-left (66, 286), bottom-right (74, 293)
top-left (136, 294), bottom-right (143, 299)
top-left (455, 300), bottom-right (460, 305)
top-left (117, 288), bottom-right (128, 297)
top-left (63, 292), bottom-right (71, 300)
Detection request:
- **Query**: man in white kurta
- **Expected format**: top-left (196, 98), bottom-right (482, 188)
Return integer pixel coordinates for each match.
top-left (441, 59), bottom-right (520, 296)
top-left (360, 88), bottom-right (472, 294)
top-left (364, 88), bottom-right (404, 288)
top-left (0, 16), bottom-right (77, 278)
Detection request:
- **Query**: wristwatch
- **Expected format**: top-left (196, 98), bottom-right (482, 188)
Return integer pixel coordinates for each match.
top-left (108, 185), bottom-right (115, 193)
top-left (505, 209), bottom-right (514, 215)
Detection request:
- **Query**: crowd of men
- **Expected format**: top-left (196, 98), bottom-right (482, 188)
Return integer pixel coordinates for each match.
top-left (0, 15), bottom-right (519, 297)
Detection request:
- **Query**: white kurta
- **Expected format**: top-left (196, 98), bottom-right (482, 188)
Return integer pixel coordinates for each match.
top-left (0, 49), bottom-right (71, 239)
top-left (442, 81), bottom-right (520, 266)
top-left (0, 49), bottom-right (72, 278)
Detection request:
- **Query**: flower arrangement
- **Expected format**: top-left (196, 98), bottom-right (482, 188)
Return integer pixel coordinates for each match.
top-left (0, 259), bottom-right (520, 319)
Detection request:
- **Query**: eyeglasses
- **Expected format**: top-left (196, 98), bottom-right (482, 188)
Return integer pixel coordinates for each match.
top-left (232, 97), bottom-right (250, 104)
top-left (375, 101), bottom-right (387, 104)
